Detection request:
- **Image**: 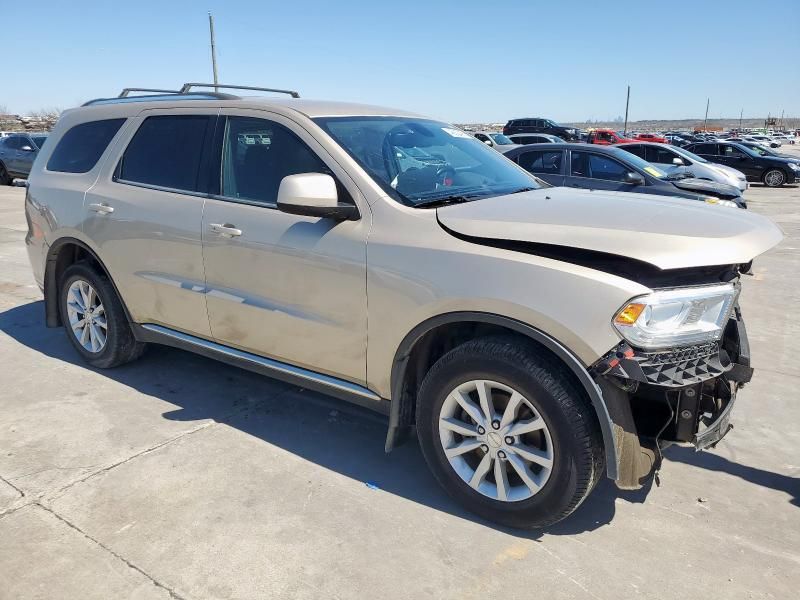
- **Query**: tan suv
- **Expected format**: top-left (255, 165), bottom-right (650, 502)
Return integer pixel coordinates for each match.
top-left (25, 83), bottom-right (782, 528)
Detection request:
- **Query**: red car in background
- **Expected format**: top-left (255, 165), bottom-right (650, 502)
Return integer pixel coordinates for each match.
top-left (633, 132), bottom-right (668, 143)
top-left (586, 129), bottom-right (636, 145)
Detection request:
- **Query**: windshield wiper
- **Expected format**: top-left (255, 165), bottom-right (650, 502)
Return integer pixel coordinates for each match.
top-left (414, 195), bottom-right (479, 208)
top-left (508, 187), bottom-right (537, 194)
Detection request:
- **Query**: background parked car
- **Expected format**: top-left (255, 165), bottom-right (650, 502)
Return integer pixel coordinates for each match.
top-left (507, 133), bottom-right (565, 145)
top-left (734, 141), bottom-right (800, 164)
top-left (685, 141), bottom-right (799, 187)
top-left (502, 117), bottom-right (580, 141)
top-left (618, 142), bottom-right (749, 192)
top-left (633, 133), bottom-right (667, 143)
top-left (586, 129), bottom-right (636, 145)
top-left (472, 131), bottom-right (520, 151)
top-left (502, 143), bottom-right (744, 207)
top-left (0, 132), bottom-right (48, 184)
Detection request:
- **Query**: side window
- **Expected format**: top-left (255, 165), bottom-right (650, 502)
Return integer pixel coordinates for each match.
top-left (221, 116), bottom-right (330, 205)
top-left (645, 146), bottom-right (679, 164)
top-left (518, 150), bottom-right (562, 174)
top-left (693, 143), bottom-right (713, 155)
top-left (721, 145), bottom-right (745, 158)
top-left (570, 151), bottom-right (589, 177)
top-left (588, 154), bottom-right (629, 181)
top-left (118, 115), bottom-right (211, 192)
top-left (47, 119), bottom-right (126, 173)
top-left (623, 145), bottom-right (646, 159)
top-left (474, 134), bottom-right (490, 143)
top-left (5, 137), bottom-right (22, 150)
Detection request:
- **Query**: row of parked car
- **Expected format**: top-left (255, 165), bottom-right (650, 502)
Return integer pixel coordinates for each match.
top-left (473, 118), bottom-right (800, 195)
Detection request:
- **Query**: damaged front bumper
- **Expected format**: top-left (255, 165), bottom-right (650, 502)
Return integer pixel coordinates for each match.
top-left (591, 306), bottom-right (752, 488)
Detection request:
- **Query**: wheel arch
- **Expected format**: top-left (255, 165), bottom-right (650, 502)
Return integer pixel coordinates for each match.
top-left (44, 237), bottom-right (133, 328)
top-left (386, 311), bottom-right (620, 480)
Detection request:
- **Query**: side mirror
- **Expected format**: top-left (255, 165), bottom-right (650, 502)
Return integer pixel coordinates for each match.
top-left (672, 157), bottom-right (685, 166)
top-left (20, 145), bottom-right (35, 152)
top-left (623, 171), bottom-right (645, 185)
top-left (277, 173), bottom-right (358, 221)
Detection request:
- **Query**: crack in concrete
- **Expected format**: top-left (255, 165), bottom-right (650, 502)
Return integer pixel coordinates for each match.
top-left (0, 473), bottom-right (25, 498)
top-left (44, 387), bottom-right (294, 504)
top-left (35, 502), bottom-right (189, 600)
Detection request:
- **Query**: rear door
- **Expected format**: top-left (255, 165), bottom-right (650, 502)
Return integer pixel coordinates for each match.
top-left (84, 109), bottom-right (216, 337)
top-left (514, 149), bottom-right (565, 185)
top-left (3, 136), bottom-right (24, 174)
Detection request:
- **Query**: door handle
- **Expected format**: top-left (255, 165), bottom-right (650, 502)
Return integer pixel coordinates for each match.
top-left (210, 223), bottom-right (242, 238)
top-left (88, 203), bottom-right (114, 214)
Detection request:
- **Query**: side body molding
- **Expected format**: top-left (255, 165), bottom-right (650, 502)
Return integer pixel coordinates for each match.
top-left (387, 312), bottom-right (620, 480)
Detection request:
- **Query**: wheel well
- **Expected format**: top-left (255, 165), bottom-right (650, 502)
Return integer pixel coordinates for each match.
top-left (395, 321), bottom-right (594, 432)
top-left (44, 240), bottom-right (113, 327)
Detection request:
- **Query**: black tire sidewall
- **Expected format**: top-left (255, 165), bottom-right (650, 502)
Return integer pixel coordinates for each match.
top-left (417, 344), bottom-right (596, 528)
top-left (58, 263), bottom-right (127, 368)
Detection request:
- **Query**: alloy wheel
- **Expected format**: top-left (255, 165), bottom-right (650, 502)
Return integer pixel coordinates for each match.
top-left (438, 379), bottom-right (554, 502)
top-left (764, 170), bottom-right (785, 187)
top-left (66, 279), bottom-right (107, 353)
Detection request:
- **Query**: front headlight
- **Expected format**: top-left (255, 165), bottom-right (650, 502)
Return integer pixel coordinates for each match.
top-left (704, 197), bottom-right (740, 208)
top-left (613, 284), bottom-right (737, 349)
top-left (788, 162), bottom-right (799, 171)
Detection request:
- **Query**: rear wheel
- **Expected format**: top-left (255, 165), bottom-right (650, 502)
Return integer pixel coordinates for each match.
top-left (763, 168), bottom-right (786, 187)
top-left (416, 337), bottom-right (603, 529)
top-left (58, 262), bottom-right (146, 368)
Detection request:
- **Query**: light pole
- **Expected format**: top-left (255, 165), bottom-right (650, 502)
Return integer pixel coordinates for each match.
top-left (209, 12), bottom-right (219, 91)
top-left (623, 85), bottom-right (630, 136)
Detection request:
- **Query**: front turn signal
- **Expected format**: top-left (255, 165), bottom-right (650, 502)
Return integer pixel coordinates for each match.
top-left (614, 303), bottom-right (646, 326)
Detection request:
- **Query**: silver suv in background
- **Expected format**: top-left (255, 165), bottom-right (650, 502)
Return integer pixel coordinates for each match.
top-left (25, 84), bottom-right (782, 528)
top-left (0, 132), bottom-right (48, 184)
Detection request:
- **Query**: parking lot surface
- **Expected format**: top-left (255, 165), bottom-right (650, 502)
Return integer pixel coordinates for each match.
top-left (1, 155), bottom-right (799, 599)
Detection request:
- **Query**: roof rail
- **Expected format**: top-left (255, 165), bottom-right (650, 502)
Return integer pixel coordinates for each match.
top-left (179, 83), bottom-right (300, 98)
top-left (119, 87), bottom-right (181, 97)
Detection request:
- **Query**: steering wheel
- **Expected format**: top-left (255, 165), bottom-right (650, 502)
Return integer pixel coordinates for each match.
top-left (436, 165), bottom-right (456, 187)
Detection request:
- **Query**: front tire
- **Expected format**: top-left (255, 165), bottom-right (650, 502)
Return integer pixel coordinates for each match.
top-left (763, 168), bottom-right (786, 187)
top-left (416, 337), bottom-right (603, 529)
top-left (58, 262), bottom-right (146, 368)
top-left (0, 163), bottom-right (12, 186)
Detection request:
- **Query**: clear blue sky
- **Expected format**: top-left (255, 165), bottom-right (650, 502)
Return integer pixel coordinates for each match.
top-left (4, 0), bottom-right (798, 123)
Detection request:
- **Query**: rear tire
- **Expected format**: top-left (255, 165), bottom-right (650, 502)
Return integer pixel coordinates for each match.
top-left (58, 262), bottom-right (146, 368)
top-left (416, 337), bottom-right (604, 529)
top-left (762, 168), bottom-right (786, 187)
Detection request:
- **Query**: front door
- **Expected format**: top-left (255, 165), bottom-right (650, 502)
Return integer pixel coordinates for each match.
top-left (716, 144), bottom-right (760, 178)
top-left (201, 112), bottom-right (369, 384)
top-left (566, 151), bottom-right (640, 192)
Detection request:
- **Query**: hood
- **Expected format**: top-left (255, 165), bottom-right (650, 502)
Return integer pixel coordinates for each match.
top-left (670, 177), bottom-right (742, 199)
top-left (437, 187), bottom-right (782, 271)
top-left (708, 163), bottom-right (746, 179)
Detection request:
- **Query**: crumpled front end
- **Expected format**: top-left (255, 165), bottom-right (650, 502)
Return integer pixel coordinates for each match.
top-left (591, 304), bottom-right (752, 489)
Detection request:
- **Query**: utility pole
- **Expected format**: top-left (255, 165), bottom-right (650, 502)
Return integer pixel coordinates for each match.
top-left (208, 12), bottom-right (219, 91)
top-left (623, 85), bottom-right (630, 136)
top-left (703, 98), bottom-right (709, 132)
top-left (739, 108), bottom-right (743, 131)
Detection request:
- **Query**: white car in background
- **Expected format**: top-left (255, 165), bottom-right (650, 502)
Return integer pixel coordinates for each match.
top-left (472, 131), bottom-right (520, 151)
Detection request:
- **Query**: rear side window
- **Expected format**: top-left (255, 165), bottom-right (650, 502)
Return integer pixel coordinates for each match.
top-left (517, 150), bottom-right (562, 174)
top-left (118, 115), bottom-right (211, 192)
top-left (47, 119), bottom-right (125, 173)
top-left (621, 145), bottom-right (646, 159)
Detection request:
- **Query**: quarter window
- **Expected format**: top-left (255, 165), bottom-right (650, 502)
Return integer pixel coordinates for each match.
top-left (570, 151), bottom-right (589, 177)
top-left (47, 119), bottom-right (126, 173)
top-left (118, 115), bottom-right (211, 192)
top-left (220, 116), bottom-right (330, 205)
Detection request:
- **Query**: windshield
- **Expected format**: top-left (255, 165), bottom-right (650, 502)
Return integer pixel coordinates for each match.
top-left (615, 131), bottom-right (628, 139)
top-left (609, 148), bottom-right (668, 178)
top-left (32, 136), bottom-right (47, 149)
top-left (489, 133), bottom-right (514, 145)
top-left (743, 143), bottom-right (769, 156)
top-left (314, 117), bottom-right (540, 206)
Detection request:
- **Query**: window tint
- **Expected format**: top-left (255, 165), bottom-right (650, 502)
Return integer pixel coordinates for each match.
top-left (622, 145), bottom-right (646, 159)
top-left (720, 144), bottom-right (745, 158)
top-left (221, 116), bottom-right (330, 205)
top-left (47, 119), bottom-right (125, 173)
top-left (119, 115), bottom-right (210, 191)
top-left (692, 143), bottom-right (717, 155)
top-left (474, 134), bottom-right (490, 142)
top-left (645, 146), bottom-right (680, 164)
top-left (5, 137), bottom-right (22, 150)
top-left (571, 151), bottom-right (589, 177)
top-left (517, 150), bottom-right (562, 174)
top-left (588, 154), bottom-right (629, 181)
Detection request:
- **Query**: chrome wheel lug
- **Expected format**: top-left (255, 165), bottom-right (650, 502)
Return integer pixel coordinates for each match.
top-left (480, 444), bottom-right (489, 453)
top-left (505, 436), bottom-right (514, 445)
top-left (497, 450), bottom-right (506, 460)
top-left (491, 420), bottom-right (500, 430)
top-left (477, 426), bottom-right (485, 435)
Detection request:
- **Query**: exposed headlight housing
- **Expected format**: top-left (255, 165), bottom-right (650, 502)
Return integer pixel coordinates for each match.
top-left (788, 162), bottom-right (799, 170)
top-left (704, 197), bottom-right (740, 208)
top-left (613, 284), bottom-right (737, 349)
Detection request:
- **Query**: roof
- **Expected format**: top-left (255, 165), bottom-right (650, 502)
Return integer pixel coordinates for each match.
top-left (77, 95), bottom-right (422, 119)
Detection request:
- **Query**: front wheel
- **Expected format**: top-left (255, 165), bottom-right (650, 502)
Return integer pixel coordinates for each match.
top-left (763, 168), bottom-right (786, 187)
top-left (416, 337), bottom-right (603, 529)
